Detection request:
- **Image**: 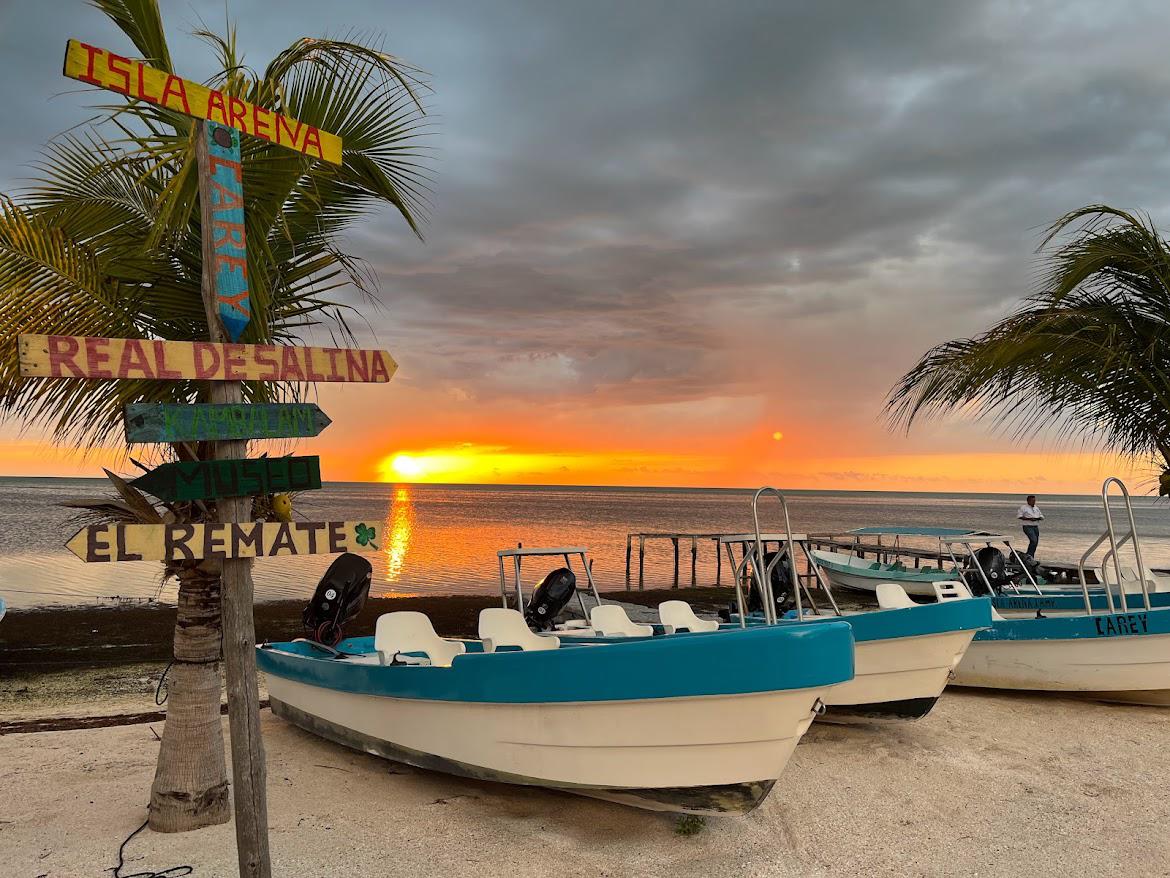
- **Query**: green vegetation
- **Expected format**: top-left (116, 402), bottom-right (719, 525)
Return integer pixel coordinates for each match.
top-left (887, 206), bottom-right (1170, 495)
top-left (0, 0), bottom-right (430, 831)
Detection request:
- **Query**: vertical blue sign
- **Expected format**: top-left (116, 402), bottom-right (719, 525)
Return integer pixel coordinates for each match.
top-left (205, 122), bottom-right (250, 342)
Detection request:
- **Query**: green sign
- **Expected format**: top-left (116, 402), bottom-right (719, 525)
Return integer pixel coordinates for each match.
top-left (124, 403), bottom-right (332, 443)
top-left (130, 456), bottom-right (322, 502)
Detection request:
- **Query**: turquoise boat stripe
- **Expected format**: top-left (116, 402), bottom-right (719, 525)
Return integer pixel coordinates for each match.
top-left (976, 607), bottom-right (1170, 642)
top-left (256, 621), bottom-right (855, 704)
top-left (993, 591), bottom-right (1170, 613)
top-left (779, 597), bottom-right (992, 642)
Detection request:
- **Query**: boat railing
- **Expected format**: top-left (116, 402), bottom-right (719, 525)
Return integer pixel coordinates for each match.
top-left (930, 535), bottom-right (1042, 597)
top-left (496, 545), bottom-right (602, 619)
top-left (720, 531), bottom-right (840, 622)
top-left (1077, 478), bottom-right (1151, 615)
top-left (750, 488), bottom-right (803, 624)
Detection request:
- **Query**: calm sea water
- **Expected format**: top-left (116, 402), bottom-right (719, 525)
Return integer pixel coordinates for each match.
top-left (0, 478), bottom-right (1167, 608)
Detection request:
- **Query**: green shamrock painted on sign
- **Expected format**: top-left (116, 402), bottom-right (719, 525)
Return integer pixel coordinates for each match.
top-left (354, 523), bottom-right (378, 549)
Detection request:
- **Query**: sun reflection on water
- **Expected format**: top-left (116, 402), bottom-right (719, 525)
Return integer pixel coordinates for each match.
top-left (382, 486), bottom-right (415, 586)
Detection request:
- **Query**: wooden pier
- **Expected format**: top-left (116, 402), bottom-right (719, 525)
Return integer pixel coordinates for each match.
top-left (624, 533), bottom-right (728, 589)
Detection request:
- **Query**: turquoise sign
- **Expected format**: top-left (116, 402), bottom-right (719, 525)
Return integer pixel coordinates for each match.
top-left (206, 121), bottom-right (250, 342)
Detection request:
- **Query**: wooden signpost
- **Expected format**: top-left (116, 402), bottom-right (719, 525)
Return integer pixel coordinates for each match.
top-left (19, 334), bottom-right (397, 383)
top-left (54, 37), bottom-right (362, 878)
top-left (66, 520), bottom-right (380, 563)
top-left (63, 39), bottom-right (343, 165)
top-left (130, 456), bottom-right (322, 502)
top-left (124, 403), bottom-right (332, 442)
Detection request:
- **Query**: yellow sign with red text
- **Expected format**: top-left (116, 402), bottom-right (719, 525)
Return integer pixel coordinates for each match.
top-left (63, 38), bottom-right (342, 165)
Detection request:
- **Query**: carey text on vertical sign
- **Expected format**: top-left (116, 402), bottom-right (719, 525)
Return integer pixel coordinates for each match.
top-left (206, 123), bottom-right (250, 341)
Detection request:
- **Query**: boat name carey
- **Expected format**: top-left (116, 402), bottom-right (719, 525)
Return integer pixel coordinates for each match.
top-left (1093, 613), bottom-right (1148, 637)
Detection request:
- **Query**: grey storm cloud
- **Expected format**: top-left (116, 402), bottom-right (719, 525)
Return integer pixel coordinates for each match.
top-left (4, 0), bottom-right (1170, 416)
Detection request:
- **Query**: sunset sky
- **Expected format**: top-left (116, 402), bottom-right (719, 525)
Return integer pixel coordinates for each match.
top-left (0, 1), bottom-right (1164, 492)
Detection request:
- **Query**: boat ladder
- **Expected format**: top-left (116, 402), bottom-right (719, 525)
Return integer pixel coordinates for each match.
top-left (1077, 478), bottom-right (1152, 615)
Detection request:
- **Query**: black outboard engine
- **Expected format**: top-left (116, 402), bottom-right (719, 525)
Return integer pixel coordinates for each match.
top-left (747, 550), bottom-right (797, 617)
top-left (524, 567), bottom-right (577, 631)
top-left (302, 553), bottom-right (372, 645)
top-left (1009, 552), bottom-right (1042, 587)
top-left (964, 546), bottom-right (1006, 596)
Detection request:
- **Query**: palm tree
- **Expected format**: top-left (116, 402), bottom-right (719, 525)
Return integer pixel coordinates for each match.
top-left (0, 0), bottom-right (430, 831)
top-left (886, 206), bottom-right (1170, 496)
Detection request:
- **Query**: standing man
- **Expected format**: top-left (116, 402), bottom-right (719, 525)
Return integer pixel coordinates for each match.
top-left (1017, 495), bottom-right (1044, 558)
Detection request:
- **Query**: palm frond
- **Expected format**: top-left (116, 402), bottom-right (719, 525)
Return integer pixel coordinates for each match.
top-left (886, 205), bottom-right (1170, 478)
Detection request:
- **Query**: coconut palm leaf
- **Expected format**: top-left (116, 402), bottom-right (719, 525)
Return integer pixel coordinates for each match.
top-left (886, 205), bottom-right (1170, 492)
top-left (0, 4), bottom-right (430, 451)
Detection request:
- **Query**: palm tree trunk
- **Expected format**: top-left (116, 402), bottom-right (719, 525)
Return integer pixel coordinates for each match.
top-left (148, 561), bottom-right (230, 832)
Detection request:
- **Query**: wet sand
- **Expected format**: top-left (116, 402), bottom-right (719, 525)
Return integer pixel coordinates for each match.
top-left (1, 690), bottom-right (1167, 877)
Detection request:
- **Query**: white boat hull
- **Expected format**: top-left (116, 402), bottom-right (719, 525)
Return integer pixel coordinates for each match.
top-left (820, 628), bottom-right (975, 721)
top-left (266, 675), bottom-right (829, 814)
top-left (820, 566), bottom-right (943, 597)
top-left (953, 632), bottom-right (1170, 706)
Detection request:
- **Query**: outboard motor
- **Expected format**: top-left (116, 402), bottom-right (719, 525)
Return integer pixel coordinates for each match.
top-left (524, 567), bottom-right (577, 631)
top-left (747, 550), bottom-right (797, 617)
top-left (964, 546), bottom-right (1006, 596)
top-left (302, 553), bottom-right (372, 646)
top-left (1009, 552), bottom-right (1042, 587)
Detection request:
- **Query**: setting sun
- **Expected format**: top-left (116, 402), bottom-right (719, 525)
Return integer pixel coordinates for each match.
top-left (389, 454), bottom-right (425, 478)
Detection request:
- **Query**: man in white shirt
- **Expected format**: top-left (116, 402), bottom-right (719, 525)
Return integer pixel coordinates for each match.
top-left (1017, 495), bottom-right (1044, 558)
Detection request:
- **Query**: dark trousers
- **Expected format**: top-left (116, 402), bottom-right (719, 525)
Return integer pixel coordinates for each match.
top-left (1022, 524), bottom-right (1040, 558)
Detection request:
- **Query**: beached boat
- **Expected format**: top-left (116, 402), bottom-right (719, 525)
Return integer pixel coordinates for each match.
top-left (259, 553), bottom-right (854, 815)
top-left (504, 491), bottom-right (992, 723)
top-left (945, 479), bottom-right (1170, 706)
top-left (810, 546), bottom-right (963, 597)
top-left (714, 504), bottom-right (991, 722)
top-left (811, 527), bottom-right (1170, 602)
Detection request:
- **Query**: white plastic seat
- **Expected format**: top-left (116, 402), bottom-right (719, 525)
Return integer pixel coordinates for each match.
top-left (589, 604), bottom-right (654, 637)
top-left (875, 583), bottom-right (918, 610)
top-left (374, 612), bottom-right (466, 667)
top-left (658, 600), bottom-right (719, 633)
top-left (933, 580), bottom-right (973, 602)
top-left (478, 608), bottom-right (560, 653)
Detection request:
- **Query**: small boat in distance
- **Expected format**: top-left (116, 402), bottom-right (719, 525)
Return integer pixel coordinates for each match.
top-left (810, 527), bottom-right (1023, 597)
top-left (259, 551), bottom-right (855, 815)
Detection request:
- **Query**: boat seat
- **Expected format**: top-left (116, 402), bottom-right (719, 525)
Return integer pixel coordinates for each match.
top-left (589, 604), bottom-right (654, 637)
top-left (933, 581), bottom-right (973, 602)
top-left (658, 600), bottom-right (720, 633)
top-left (478, 608), bottom-right (560, 652)
top-left (374, 612), bottom-right (466, 668)
top-left (875, 583), bottom-right (918, 610)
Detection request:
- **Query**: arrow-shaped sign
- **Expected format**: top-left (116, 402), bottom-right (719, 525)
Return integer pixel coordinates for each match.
top-left (131, 456), bottom-right (321, 502)
top-left (18, 335), bottom-right (396, 383)
top-left (63, 39), bottom-right (342, 164)
top-left (124, 403), bottom-right (332, 443)
top-left (66, 520), bottom-right (381, 563)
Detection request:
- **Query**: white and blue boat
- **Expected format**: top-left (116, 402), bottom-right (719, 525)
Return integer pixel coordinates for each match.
top-left (947, 479), bottom-right (1170, 706)
top-left (812, 527), bottom-right (1169, 603)
top-left (506, 490), bottom-right (993, 724)
top-left (258, 561), bottom-right (854, 815)
top-left (811, 527), bottom-right (1021, 597)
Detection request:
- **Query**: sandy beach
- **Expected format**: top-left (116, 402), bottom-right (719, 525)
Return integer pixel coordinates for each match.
top-left (2, 683), bottom-right (1167, 878)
